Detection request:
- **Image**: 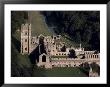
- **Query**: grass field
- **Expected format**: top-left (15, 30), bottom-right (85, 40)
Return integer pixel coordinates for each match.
top-left (32, 67), bottom-right (87, 77)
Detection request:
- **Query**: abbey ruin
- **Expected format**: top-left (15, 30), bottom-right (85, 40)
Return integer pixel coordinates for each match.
top-left (20, 23), bottom-right (100, 76)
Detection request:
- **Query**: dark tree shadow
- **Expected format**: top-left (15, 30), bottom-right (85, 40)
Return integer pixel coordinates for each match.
top-left (29, 45), bottom-right (40, 64)
top-left (29, 43), bottom-right (47, 64)
top-left (68, 49), bottom-right (77, 58)
top-left (79, 63), bottom-right (90, 76)
top-left (11, 35), bottom-right (21, 53)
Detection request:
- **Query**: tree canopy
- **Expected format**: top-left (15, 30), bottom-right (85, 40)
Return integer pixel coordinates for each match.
top-left (42, 11), bottom-right (100, 51)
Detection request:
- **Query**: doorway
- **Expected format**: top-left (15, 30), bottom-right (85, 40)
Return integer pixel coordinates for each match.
top-left (42, 55), bottom-right (46, 62)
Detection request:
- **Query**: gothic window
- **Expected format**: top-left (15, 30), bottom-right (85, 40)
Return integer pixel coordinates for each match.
top-left (42, 55), bottom-right (46, 62)
top-left (25, 32), bottom-right (28, 35)
top-left (64, 54), bottom-right (66, 55)
top-left (52, 65), bottom-right (55, 67)
top-left (57, 35), bottom-right (59, 38)
top-left (25, 47), bottom-right (27, 51)
top-left (25, 39), bottom-right (27, 42)
top-left (66, 65), bottom-right (68, 67)
top-left (54, 37), bottom-right (56, 39)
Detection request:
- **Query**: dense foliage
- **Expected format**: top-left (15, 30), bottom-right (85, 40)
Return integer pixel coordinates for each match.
top-left (42, 11), bottom-right (100, 51)
top-left (11, 11), bottom-right (28, 34)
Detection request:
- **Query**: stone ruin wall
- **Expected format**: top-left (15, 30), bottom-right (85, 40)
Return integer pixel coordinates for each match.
top-left (21, 23), bottom-right (100, 69)
top-left (50, 53), bottom-right (100, 67)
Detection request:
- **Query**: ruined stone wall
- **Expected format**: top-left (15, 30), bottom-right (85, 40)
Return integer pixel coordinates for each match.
top-left (50, 53), bottom-right (100, 67)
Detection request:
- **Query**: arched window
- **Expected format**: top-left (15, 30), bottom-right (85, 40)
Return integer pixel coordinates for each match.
top-left (25, 32), bottom-right (27, 35)
top-left (25, 47), bottom-right (27, 51)
top-left (25, 39), bottom-right (27, 42)
top-left (64, 54), bottom-right (66, 55)
top-left (42, 55), bottom-right (46, 62)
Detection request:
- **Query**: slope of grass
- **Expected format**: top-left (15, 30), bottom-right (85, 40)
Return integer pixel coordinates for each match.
top-left (28, 11), bottom-right (53, 36)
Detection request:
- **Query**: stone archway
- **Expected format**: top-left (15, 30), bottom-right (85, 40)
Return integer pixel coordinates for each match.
top-left (37, 53), bottom-right (52, 68)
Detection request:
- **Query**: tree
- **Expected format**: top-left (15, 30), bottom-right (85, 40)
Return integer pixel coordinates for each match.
top-left (90, 62), bottom-right (100, 75)
top-left (11, 11), bottom-right (28, 34)
top-left (69, 49), bottom-right (76, 58)
top-left (42, 11), bottom-right (100, 51)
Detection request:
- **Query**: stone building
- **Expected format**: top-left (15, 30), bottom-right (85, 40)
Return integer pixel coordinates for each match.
top-left (21, 23), bottom-right (100, 76)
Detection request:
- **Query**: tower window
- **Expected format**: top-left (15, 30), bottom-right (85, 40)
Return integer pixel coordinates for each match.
top-left (42, 55), bottom-right (46, 62)
top-left (25, 39), bottom-right (27, 42)
top-left (25, 32), bottom-right (27, 35)
top-left (64, 54), bottom-right (66, 55)
top-left (25, 47), bottom-right (27, 51)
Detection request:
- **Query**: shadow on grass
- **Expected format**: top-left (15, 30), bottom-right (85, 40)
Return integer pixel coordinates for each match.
top-left (29, 43), bottom-right (47, 64)
top-left (29, 45), bottom-right (40, 64)
top-left (11, 35), bottom-right (21, 53)
top-left (11, 63), bottom-right (32, 77)
top-left (78, 64), bottom-right (90, 76)
top-left (32, 67), bottom-right (46, 77)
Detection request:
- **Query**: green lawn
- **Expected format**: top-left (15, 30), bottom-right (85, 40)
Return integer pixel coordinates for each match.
top-left (32, 67), bottom-right (88, 77)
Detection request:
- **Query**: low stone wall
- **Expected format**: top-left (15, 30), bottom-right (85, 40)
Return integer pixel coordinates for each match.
top-left (50, 58), bottom-right (100, 67)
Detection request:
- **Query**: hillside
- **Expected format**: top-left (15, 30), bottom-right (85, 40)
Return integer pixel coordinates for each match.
top-left (42, 11), bottom-right (100, 51)
top-left (28, 11), bottom-right (52, 36)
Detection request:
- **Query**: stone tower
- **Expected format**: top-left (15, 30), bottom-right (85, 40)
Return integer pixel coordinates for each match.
top-left (21, 23), bottom-right (31, 54)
